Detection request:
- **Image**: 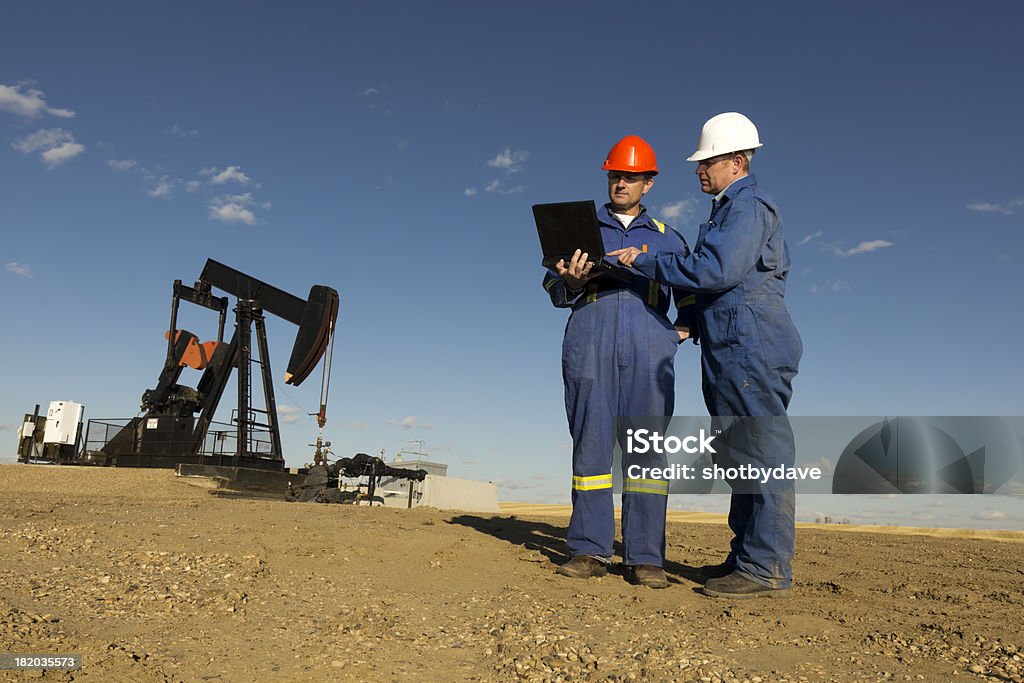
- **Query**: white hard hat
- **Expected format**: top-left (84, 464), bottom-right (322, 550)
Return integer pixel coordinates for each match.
top-left (687, 112), bottom-right (763, 162)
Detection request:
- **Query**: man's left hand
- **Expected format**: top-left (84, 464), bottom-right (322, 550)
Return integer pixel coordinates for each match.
top-left (608, 247), bottom-right (643, 267)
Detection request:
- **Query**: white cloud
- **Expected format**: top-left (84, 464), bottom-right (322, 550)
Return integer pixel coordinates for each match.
top-left (356, 87), bottom-right (381, 97)
top-left (168, 123), bottom-right (199, 138)
top-left (261, 201), bottom-right (272, 210)
top-left (659, 199), bottom-right (698, 223)
top-left (277, 405), bottom-right (301, 424)
top-left (485, 178), bottom-right (525, 194)
top-left (6, 262), bottom-right (33, 278)
top-left (147, 176), bottom-right (174, 198)
top-left (464, 187), bottom-right (477, 197)
top-left (13, 128), bottom-right (85, 168)
top-left (41, 142), bottom-right (85, 168)
top-left (107, 159), bottom-right (138, 172)
top-left (966, 198), bottom-right (1024, 215)
top-left (209, 193), bottom-right (256, 225)
top-left (797, 230), bottom-right (824, 246)
top-left (388, 416), bottom-right (434, 430)
top-left (203, 165), bottom-right (252, 186)
top-left (834, 240), bottom-right (894, 257)
top-left (832, 280), bottom-right (851, 292)
top-left (0, 83), bottom-right (74, 118)
top-left (487, 148), bottom-right (529, 173)
top-left (185, 180), bottom-right (201, 192)
top-left (972, 510), bottom-right (1007, 520)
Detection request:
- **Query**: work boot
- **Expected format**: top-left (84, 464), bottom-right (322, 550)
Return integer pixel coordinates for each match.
top-left (627, 564), bottom-right (669, 589)
top-left (555, 555), bottom-right (608, 579)
top-left (701, 571), bottom-right (792, 599)
top-left (696, 562), bottom-right (735, 582)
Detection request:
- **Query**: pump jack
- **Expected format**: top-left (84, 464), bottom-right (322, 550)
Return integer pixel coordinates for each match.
top-left (86, 259), bottom-right (338, 470)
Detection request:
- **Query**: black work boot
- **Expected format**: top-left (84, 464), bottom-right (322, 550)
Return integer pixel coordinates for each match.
top-left (701, 571), bottom-right (792, 599)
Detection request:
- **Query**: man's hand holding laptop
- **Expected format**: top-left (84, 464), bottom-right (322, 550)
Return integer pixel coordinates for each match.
top-left (555, 248), bottom-right (601, 291)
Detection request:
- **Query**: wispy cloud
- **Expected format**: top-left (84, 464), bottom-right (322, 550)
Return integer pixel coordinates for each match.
top-left (356, 87), bottom-right (382, 97)
top-left (487, 148), bottom-right (529, 173)
top-left (464, 187), bottom-right (478, 197)
top-left (277, 405), bottom-right (302, 424)
top-left (185, 180), bottom-right (201, 192)
top-left (6, 262), bottom-right (33, 278)
top-left (107, 159), bottom-right (138, 172)
top-left (13, 128), bottom-right (85, 168)
top-left (209, 193), bottom-right (257, 225)
top-left (966, 198), bottom-right (1024, 215)
top-left (797, 230), bottom-right (824, 246)
top-left (147, 176), bottom-right (175, 198)
top-left (833, 240), bottom-right (893, 257)
top-left (0, 83), bottom-right (74, 118)
top-left (972, 510), bottom-right (1006, 520)
top-left (167, 123), bottom-right (199, 138)
top-left (343, 422), bottom-right (367, 430)
top-left (201, 165), bottom-right (252, 186)
top-left (659, 198), bottom-right (698, 223)
top-left (388, 416), bottom-right (434, 430)
top-left (485, 179), bottom-right (525, 194)
top-left (810, 280), bottom-right (853, 294)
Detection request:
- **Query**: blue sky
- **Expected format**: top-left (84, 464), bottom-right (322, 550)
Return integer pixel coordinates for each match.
top-left (2, 2), bottom-right (1022, 529)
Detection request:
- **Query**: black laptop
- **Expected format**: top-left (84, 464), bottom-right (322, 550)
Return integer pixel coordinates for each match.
top-left (532, 200), bottom-right (634, 282)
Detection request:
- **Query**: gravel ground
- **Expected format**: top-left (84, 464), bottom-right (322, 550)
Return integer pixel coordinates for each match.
top-left (0, 464), bottom-right (1021, 682)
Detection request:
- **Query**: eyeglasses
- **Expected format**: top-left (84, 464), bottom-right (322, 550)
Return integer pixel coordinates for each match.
top-left (607, 172), bottom-right (648, 183)
top-left (695, 154), bottom-right (738, 169)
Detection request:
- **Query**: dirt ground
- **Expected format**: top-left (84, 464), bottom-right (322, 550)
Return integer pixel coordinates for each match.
top-left (1, 465), bottom-right (1022, 683)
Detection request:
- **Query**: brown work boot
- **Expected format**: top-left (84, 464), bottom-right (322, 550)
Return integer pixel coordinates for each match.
top-left (555, 556), bottom-right (608, 579)
top-left (627, 564), bottom-right (669, 589)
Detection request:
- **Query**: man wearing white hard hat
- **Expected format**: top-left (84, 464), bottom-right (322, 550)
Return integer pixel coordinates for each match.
top-left (611, 113), bottom-right (803, 599)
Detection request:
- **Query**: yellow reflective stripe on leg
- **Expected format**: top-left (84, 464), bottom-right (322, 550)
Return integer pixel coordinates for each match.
top-left (623, 478), bottom-right (670, 495)
top-left (573, 473), bottom-right (613, 491)
top-left (585, 281), bottom-right (598, 303)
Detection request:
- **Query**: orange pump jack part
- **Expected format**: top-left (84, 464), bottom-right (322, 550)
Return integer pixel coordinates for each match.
top-left (165, 330), bottom-right (223, 370)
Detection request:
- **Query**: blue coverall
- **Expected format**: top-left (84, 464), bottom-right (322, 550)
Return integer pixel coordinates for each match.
top-left (631, 175), bottom-right (803, 588)
top-left (544, 204), bottom-right (695, 567)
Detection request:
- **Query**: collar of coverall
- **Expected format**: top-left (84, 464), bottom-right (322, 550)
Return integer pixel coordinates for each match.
top-left (600, 202), bottom-right (658, 230)
top-left (714, 173), bottom-right (757, 204)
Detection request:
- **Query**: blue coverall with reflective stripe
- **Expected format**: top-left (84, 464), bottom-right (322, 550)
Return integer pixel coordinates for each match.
top-left (544, 204), bottom-right (695, 566)
top-left (631, 175), bottom-right (803, 587)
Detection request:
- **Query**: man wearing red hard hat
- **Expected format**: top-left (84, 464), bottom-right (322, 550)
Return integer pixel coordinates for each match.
top-left (542, 135), bottom-right (695, 588)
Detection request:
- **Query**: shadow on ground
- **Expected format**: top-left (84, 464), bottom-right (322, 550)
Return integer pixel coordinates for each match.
top-left (448, 514), bottom-right (704, 585)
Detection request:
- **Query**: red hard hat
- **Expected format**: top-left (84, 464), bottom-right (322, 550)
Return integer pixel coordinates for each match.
top-left (602, 135), bottom-right (658, 175)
